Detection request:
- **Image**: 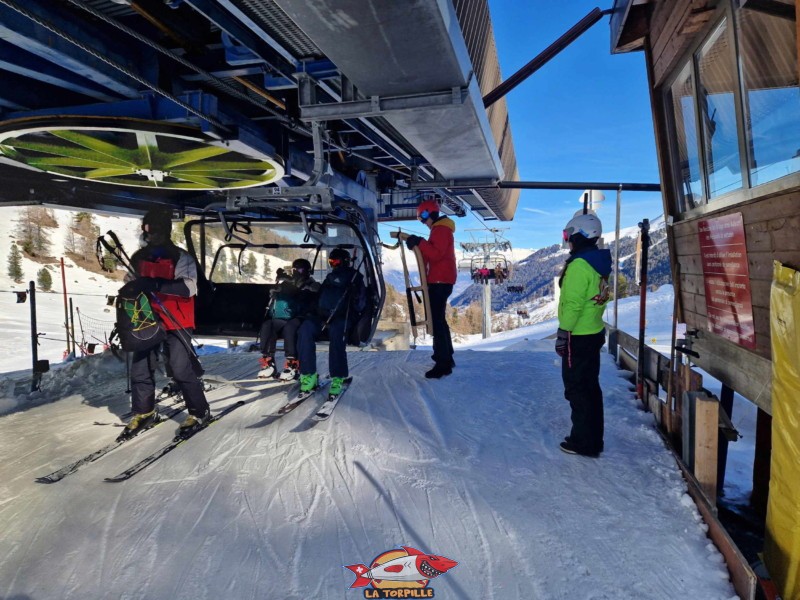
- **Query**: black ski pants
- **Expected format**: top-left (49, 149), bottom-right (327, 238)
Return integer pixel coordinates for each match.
top-left (428, 283), bottom-right (454, 368)
top-left (297, 316), bottom-right (349, 378)
top-left (131, 328), bottom-right (209, 418)
top-left (561, 330), bottom-right (605, 454)
top-left (259, 317), bottom-right (302, 359)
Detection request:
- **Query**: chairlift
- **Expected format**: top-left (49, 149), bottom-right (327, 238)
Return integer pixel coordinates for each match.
top-left (182, 203), bottom-right (385, 346)
top-left (459, 228), bottom-right (513, 285)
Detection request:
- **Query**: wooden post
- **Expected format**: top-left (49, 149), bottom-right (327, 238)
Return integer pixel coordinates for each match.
top-left (717, 384), bottom-right (735, 494)
top-left (796, 1), bottom-right (800, 87)
top-left (751, 407), bottom-right (772, 516)
top-left (695, 393), bottom-right (720, 506)
top-left (666, 264), bottom-right (681, 436)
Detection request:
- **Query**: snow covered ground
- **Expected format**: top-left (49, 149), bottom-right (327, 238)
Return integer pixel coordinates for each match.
top-left (0, 208), bottom-right (750, 599)
top-left (0, 296), bottom-right (745, 599)
top-left (0, 345), bottom-right (740, 599)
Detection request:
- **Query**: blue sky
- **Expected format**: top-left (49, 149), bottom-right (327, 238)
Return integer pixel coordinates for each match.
top-left (465, 0), bottom-right (661, 251)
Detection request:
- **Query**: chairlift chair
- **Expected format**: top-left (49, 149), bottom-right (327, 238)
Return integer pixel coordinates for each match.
top-left (183, 204), bottom-right (384, 347)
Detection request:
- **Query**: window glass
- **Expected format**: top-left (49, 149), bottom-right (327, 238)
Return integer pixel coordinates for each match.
top-left (697, 19), bottom-right (743, 197)
top-left (669, 64), bottom-right (704, 212)
top-left (737, 2), bottom-right (800, 186)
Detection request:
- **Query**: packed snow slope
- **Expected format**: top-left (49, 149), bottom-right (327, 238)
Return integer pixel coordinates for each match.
top-left (0, 343), bottom-right (738, 598)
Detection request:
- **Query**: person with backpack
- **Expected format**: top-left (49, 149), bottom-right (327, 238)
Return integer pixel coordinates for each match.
top-left (403, 199), bottom-right (457, 378)
top-left (295, 248), bottom-right (367, 398)
top-left (257, 258), bottom-right (320, 380)
top-left (119, 208), bottom-right (210, 436)
top-left (555, 213), bottom-right (612, 458)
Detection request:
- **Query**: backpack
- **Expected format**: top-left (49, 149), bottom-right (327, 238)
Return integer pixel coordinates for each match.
top-left (114, 281), bottom-right (166, 352)
top-left (269, 291), bottom-right (297, 320)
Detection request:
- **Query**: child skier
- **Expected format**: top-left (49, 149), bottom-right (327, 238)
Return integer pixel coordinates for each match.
top-left (257, 258), bottom-right (319, 380)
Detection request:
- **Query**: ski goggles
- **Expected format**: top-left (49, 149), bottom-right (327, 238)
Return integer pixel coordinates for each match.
top-left (562, 228), bottom-right (572, 242)
top-left (327, 257), bottom-right (343, 268)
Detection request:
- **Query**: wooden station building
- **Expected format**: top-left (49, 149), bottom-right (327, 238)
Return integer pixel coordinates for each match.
top-left (612, 1), bottom-right (800, 598)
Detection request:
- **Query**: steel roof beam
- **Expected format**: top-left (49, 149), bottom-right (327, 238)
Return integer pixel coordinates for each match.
top-left (0, 0), bottom-right (155, 97)
top-left (0, 70), bottom-right (94, 113)
top-left (183, 0), bottom-right (296, 82)
top-left (180, 63), bottom-right (266, 82)
top-left (406, 178), bottom-right (662, 192)
top-left (483, 7), bottom-right (611, 108)
top-left (300, 87), bottom-right (468, 122)
top-left (498, 180), bottom-right (661, 192)
top-left (0, 41), bottom-right (120, 103)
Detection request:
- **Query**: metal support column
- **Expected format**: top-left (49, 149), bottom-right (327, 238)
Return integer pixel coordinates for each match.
top-left (613, 186), bottom-right (621, 328)
top-left (482, 281), bottom-right (492, 339)
top-left (29, 281), bottom-right (39, 392)
top-left (636, 219), bottom-right (650, 401)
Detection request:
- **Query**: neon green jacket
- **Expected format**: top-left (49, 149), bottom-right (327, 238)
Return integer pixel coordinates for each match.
top-left (557, 250), bottom-right (611, 335)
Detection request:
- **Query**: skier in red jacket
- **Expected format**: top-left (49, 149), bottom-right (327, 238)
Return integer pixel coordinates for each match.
top-left (405, 199), bottom-right (457, 378)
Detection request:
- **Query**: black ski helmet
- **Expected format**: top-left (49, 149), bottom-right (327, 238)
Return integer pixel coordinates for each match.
top-left (328, 247), bottom-right (351, 267)
top-left (142, 207), bottom-right (173, 237)
top-left (292, 258), bottom-right (312, 274)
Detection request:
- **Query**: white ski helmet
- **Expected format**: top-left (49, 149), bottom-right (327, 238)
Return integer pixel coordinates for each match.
top-left (563, 213), bottom-right (602, 241)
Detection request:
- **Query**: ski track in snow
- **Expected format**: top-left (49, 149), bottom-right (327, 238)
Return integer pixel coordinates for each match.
top-left (0, 345), bottom-right (740, 599)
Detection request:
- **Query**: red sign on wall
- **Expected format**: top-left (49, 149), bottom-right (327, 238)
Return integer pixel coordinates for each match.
top-left (698, 213), bottom-right (756, 349)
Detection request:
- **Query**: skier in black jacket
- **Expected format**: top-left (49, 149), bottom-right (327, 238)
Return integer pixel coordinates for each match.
top-left (295, 248), bottom-right (366, 398)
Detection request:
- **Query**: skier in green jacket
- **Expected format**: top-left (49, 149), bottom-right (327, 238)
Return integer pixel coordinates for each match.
top-left (556, 213), bottom-right (612, 457)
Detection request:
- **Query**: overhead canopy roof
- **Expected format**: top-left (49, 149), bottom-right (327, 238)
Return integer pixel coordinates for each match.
top-left (0, 0), bottom-right (518, 220)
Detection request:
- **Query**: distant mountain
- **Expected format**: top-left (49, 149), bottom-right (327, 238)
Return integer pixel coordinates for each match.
top-left (452, 217), bottom-right (670, 310)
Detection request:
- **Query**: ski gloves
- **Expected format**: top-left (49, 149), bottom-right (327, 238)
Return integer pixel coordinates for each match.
top-left (405, 235), bottom-right (422, 250)
top-left (555, 328), bottom-right (571, 358)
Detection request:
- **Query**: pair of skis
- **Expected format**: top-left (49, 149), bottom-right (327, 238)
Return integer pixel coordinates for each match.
top-left (37, 376), bottom-right (351, 483)
top-left (269, 376), bottom-right (352, 421)
top-left (36, 403), bottom-right (186, 483)
top-left (106, 377), bottom-right (352, 480)
top-left (103, 400), bottom-right (246, 482)
top-left (37, 380), bottom-right (283, 483)
top-left (101, 377), bottom-right (302, 481)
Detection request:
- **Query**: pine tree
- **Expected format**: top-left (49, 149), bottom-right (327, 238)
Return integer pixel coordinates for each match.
top-left (261, 256), bottom-right (272, 280)
top-left (615, 273), bottom-right (629, 299)
top-left (71, 212), bottom-right (100, 260)
top-left (17, 207), bottom-right (55, 257)
top-left (37, 267), bottom-right (53, 292)
top-left (216, 249), bottom-right (230, 282)
top-left (242, 253), bottom-right (257, 279)
top-left (7, 243), bottom-right (23, 282)
top-left (102, 249), bottom-right (117, 272)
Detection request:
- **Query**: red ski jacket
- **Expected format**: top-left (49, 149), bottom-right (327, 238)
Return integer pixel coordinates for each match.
top-left (132, 247), bottom-right (197, 330)
top-left (418, 216), bottom-right (457, 285)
